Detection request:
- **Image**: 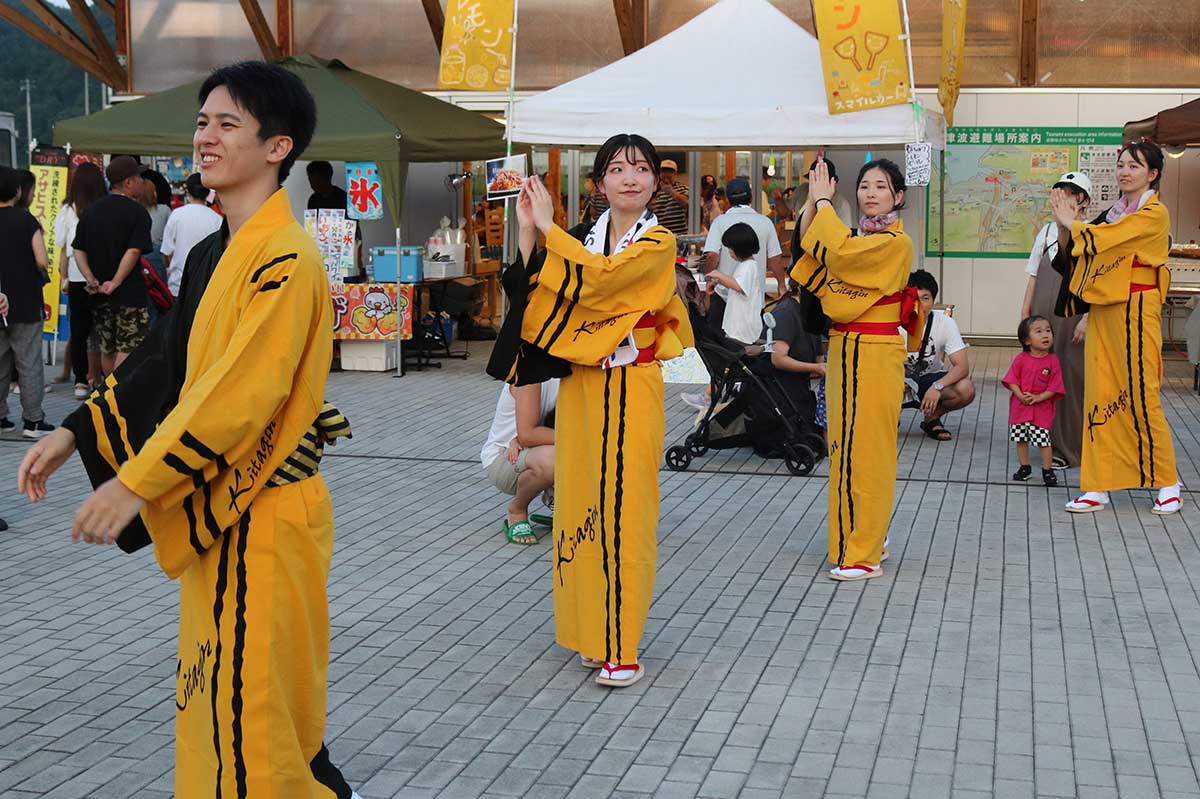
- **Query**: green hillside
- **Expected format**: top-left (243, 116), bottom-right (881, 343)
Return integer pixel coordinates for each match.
top-left (0, 2), bottom-right (112, 163)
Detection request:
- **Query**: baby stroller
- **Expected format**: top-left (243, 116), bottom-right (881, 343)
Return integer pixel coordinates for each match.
top-left (665, 315), bottom-right (825, 476)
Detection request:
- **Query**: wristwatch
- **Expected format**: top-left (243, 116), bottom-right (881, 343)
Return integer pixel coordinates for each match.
top-left (932, 381), bottom-right (945, 392)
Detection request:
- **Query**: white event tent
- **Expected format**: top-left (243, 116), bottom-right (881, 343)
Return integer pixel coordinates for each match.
top-left (510, 0), bottom-right (943, 148)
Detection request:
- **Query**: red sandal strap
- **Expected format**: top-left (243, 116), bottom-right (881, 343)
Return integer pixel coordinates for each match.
top-left (601, 662), bottom-right (639, 674)
top-left (1155, 497), bottom-right (1181, 507)
top-left (1072, 497), bottom-right (1101, 507)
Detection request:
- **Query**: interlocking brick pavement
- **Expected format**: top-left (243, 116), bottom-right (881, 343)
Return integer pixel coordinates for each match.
top-left (1, 343), bottom-right (1198, 798)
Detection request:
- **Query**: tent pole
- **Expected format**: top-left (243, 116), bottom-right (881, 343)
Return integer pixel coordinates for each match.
top-left (899, 0), bottom-right (919, 140)
top-left (499, 0), bottom-right (521, 324)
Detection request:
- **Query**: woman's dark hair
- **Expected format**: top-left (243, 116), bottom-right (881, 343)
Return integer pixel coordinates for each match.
top-left (17, 169), bottom-right (36, 208)
top-left (906, 268), bottom-right (938, 300)
top-left (808, 158), bottom-right (838, 183)
top-left (701, 174), bottom-right (717, 189)
top-left (1017, 315), bottom-right (1050, 352)
top-left (721, 222), bottom-right (760, 261)
top-left (592, 133), bottom-right (661, 184)
top-left (141, 169), bottom-right (172, 205)
top-left (68, 162), bottom-right (106, 215)
top-left (0, 167), bottom-right (20, 203)
top-left (1119, 141), bottom-right (1164, 191)
top-left (198, 61), bottom-right (317, 183)
top-left (856, 158), bottom-right (907, 210)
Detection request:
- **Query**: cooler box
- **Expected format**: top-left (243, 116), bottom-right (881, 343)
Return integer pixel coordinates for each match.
top-left (340, 340), bottom-right (396, 372)
top-left (370, 247), bottom-right (397, 283)
top-left (400, 246), bottom-right (425, 283)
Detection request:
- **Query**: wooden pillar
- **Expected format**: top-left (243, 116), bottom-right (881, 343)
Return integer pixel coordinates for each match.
top-left (724, 151), bottom-right (736, 182)
top-left (276, 0), bottom-right (294, 56)
top-left (1019, 0), bottom-right (1038, 87)
top-left (548, 148), bottom-right (566, 228)
top-left (115, 0), bottom-right (131, 92)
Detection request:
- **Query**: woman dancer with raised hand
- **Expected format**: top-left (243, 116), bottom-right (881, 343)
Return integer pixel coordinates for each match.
top-left (792, 158), bottom-right (922, 581)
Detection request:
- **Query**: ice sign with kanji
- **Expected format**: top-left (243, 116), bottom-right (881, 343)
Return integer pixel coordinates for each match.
top-left (346, 162), bottom-right (383, 220)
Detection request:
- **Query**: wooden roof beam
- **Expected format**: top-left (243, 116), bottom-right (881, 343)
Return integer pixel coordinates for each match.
top-left (93, 0), bottom-right (115, 19)
top-left (276, 0), bottom-right (294, 57)
top-left (0, 2), bottom-right (116, 85)
top-left (238, 0), bottom-right (283, 61)
top-left (65, 0), bottom-right (126, 87)
top-left (614, 0), bottom-right (647, 56)
top-left (1019, 0), bottom-right (1038, 86)
top-left (17, 0), bottom-right (97, 63)
top-left (421, 0), bottom-right (445, 53)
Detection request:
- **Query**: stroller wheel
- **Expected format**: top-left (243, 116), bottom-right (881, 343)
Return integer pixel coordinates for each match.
top-left (784, 444), bottom-right (816, 476)
top-left (665, 446), bottom-right (693, 471)
top-left (686, 426), bottom-right (709, 457)
top-left (802, 433), bottom-right (827, 459)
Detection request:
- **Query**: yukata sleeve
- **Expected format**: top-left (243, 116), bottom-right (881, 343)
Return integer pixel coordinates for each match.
top-left (115, 256), bottom-right (325, 511)
top-left (1067, 200), bottom-right (1170, 305)
top-left (534, 225), bottom-right (678, 314)
top-left (791, 205), bottom-right (911, 294)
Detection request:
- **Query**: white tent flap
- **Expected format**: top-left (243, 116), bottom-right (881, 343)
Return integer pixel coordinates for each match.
top-left (511, 0), bottom-right (941, 148)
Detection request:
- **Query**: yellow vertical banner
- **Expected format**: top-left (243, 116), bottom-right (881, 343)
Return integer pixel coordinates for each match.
top-left (938, 0), bottom-right (968, 127)
top-left (437, 0), bottom-right (515, 91)
top-left (28, 148), bottom-right (69, 335)
top-left (813, 0), bottom-right (911, 115)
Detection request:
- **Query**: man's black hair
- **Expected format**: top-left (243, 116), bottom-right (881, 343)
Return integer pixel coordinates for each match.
top-left (141, 169), bottom-right (172, 205)
top-left (907, 268), bottom-right (938, 300)
top-left (808, 158), bottom-right (839, 183)
top-left (0, 167), bottom-right (20, 203)
top-left (306, 160), bottom-right (334, 180)
top-left (185, 172), bottom-right (209, 200)
top-left (198, 61), bottom-right (316, 183)
top-left (721, 222), bottom-right (760, 261)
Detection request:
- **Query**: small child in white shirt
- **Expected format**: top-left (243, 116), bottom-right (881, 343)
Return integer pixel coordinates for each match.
top-left (704, 222), bottom-right (762, 345)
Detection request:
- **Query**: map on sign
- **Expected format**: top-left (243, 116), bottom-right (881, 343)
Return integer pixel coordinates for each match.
top-left (926, 128), bottom-right (1123, 258)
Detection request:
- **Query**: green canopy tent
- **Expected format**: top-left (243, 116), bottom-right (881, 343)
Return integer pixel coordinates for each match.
top-left (53, 54), bottom-right (508, 224)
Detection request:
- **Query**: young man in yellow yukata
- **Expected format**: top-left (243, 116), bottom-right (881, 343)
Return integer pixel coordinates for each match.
top-left (19, 61), bottom-right (361, 799)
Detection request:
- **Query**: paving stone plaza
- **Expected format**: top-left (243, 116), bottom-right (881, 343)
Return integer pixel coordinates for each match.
top-left (2, 346), bottom-right (1199, 799)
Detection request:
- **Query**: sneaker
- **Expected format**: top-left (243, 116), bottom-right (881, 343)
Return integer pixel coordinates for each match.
top-left (1012, 464), bottom-right (1032, 482)
top-left (0, 517), bottom-right (7, 532)
top-left (680, 391), bottom-right (708, 410)
top-left (1152, 483), bottom-right (1183, 516)
top-left (1051, 456), bottom-right (1070, 470)
top-left (22, 419), bottom-right (55, 440)
top-left (73, 383), bottom-right (90, 399)
top-left (1042, 468), bottom-right (1058, 487)
top-left (0, 418), bottom-right (13, 433)
top-left (1066, 491), bottom-right (1109, 513)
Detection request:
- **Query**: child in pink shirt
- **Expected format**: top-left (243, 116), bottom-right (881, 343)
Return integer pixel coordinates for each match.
top-left (1004, 315), bottom-right (1066, 486)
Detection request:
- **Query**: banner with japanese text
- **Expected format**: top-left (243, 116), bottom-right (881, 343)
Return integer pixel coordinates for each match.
top-left (812, 0), bottom-right (910, 115)
top-left (937, 0), bottom-right (967, 127)
top-left (345, 162), bottom-right (383, 220)
top-left (437, 0), bottom-right (515, 91)
top-left (29, 148), bottom-right (69, 334)
top-left (331, 283), bottom-right (413, 341)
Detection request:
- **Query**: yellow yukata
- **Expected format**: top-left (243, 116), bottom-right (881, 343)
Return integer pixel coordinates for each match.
top-left (512, 223), bottom-right (691, 665)
top-left (63, 189), bottom-right (352, 799)
top-left (1063, 195), bottom-right (1177, 492)
top-left (791, 206), bottom-right (918, 570)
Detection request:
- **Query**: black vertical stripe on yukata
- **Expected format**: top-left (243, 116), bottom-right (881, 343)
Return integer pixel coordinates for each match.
top-left (599, 369), bottom-right (614, 664)
top-left (181, 431), bottom-right (219, 461)
top-left (95, 396), bottom-right (127, 463)
top-left (544, 263), bottom-right (584, 350)
top-left (836, 335), bottom-right (850, 568)
top-left (1124, 299), bottom-right (1146, 486)
top-left (612, 368), bottom-right (628, 664)
top-left (183, 493), bottom-right (204, 555)
top-left (533, 266), bottom-right (574, 348)
top-left (1136, 292), bottom-right (1154, 486)
top-left (844, 336), bottom-right (861, 542)
top-left (210, 526), bottom-right (235, 798)
top-left (231, 511), bottom-right (251, 798)
top-left (201, 483), bottom-right (223, 546)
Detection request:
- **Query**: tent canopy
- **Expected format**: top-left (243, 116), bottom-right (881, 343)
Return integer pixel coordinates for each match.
top-left (54, 55), bottom-right (507, 222)
top-left (510, 0), bottom-right (939, 148)
top-left (1124, 97), bottom-right (1200, 146)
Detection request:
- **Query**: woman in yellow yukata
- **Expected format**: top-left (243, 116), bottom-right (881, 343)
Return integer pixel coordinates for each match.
top-left (792, 159), bottom-right (922, 581)
top-left (19, 62), bottom-right (360, 799)
top-left (1051, 142), bottom-right (1183, 515)
top-left (488, 134), bottom-right (692, 686)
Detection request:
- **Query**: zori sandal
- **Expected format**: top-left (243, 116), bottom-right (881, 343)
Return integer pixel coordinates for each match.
top-left (595, 662), bottom-right (644, 687)
top-left (579, 655), bottom-right (603, 669)
top-left (830, 564), bottom-right (882, 582)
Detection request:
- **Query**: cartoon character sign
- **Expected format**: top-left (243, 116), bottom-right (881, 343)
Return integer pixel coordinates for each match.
top-left (330, 283), bottom-right (413, 341)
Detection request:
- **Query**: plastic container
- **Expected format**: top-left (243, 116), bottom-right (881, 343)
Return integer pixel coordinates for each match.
top-left (340, 340), bottom-right (396, 371)
top-left (370, 247), bottom-right (397, 282)
top-left (400, 246), bottom-right (424, 283)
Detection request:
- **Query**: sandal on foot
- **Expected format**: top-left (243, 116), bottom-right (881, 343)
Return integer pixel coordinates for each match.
top-left (830, 563), bottom-right (882, 582)
top-left (1066, 492), bottom-right (1108, 513)
top-left (920, 419), bottom-right (952, 441)
top-left (595, 662), bottom-right (644, 687)
top-left (502, 518), bottom-right (537, 545)
top-left (579, 655), bottom-right (603, 669)
top-left (1153, 484), bottom-right (1183, 516)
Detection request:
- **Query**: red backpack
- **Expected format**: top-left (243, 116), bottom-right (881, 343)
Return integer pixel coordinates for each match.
top-left (140, 256), bottom-right (175, 312)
